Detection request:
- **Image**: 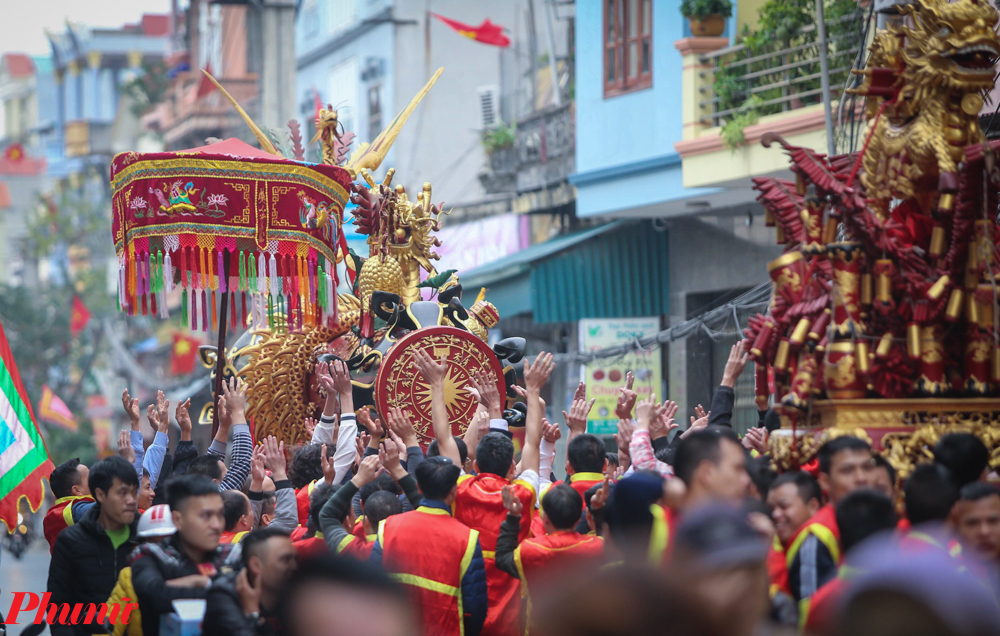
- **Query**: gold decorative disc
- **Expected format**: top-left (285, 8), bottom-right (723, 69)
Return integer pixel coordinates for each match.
top-left (373, 326), bottom-right (505, 448)
top-left (962, 93), bottom-right (984, 116)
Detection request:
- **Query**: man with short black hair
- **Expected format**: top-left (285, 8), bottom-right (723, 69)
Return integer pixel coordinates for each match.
top-left (787, 436), bottom-right (874, 610)
top-left (902, 463), bottom-right (959, 550)
top-left (187, 454), bottom-right (225, 483)
top-left (803, 490), bottom-right (897, 633)
top-left (955, 482), bottom-right (1000, 599)
top-left (43, 457), bottom-right (94, 552)
top-left (132, 474), bottom-right (238, 636)
top-left (47, 456), bottom-right (140, 636)
top-left (766, 471), bottom-right (822, 596)
top-left (935, 432), bottom-right (990, 489)
top-left (673, 427), bottom-right (750, 506)
top-left (371, 456), bottom-right (487, 636)
top-left (495, 483), bottom-right (603, 630)
top-left (221, 490), bottom-right (254, 542)
top-left (203, 527), bottom-right (298, 636)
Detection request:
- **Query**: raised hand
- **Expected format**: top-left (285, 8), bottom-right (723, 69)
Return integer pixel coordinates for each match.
top-left (572, 381), bottom-right (587, 403)
top-left (563, 397), bottom-right (595, 438)
top-left (221, 376), bottom-right (246, 417)
top-left (217, 398), bottom-right (231, 434)
top-left (250, 444), bottom-right (266, 490)
top-left (303, 416), bottom-right (317, 440)
top-left (320, 443), bottom-right (336, 485)
top-left (121, 389), bottom-right (141, 430)
top-left (524, 352), bottom-right (555, 392)
top-left (471, 370), bottom-right (503, 419)
top-left (634, 394), bottom-right (663, 430)
top-left (413, 348), bottom-right (448, 386)
top-left (118, 429), bottom-right (135, 464)
top-left (330, 359), bottom-right (353, 396)
top-left (681, 405), bottom-right (711, 440)
top-left (353, 454), bottom-right (383, 487)
top-left (501, 484), bottom-right (523, 517)
top-left (650, 400), bottom-right (679, 440)
top-left (379, 435), bottom-right (406, 480)
top-left (146, 404), bottom-right (159, 432)
top-left (155, 390), bottom-right (170, 430)
top-left (357, 408), bottom-right (383, 439)
top-left (742, 427), bottom-right (768, 454)
top-left (541, 417), bottom-right (561, 444)
top-left (721, 343), bottom-right (750, 388)
top-left (615, 418), bottom-right (636, 455)
top-left (590, 477), bottom-right (611, 510)
top-left (315, 361), bottom-right (336, 395)
top-left (175, 398), bottom-right (193, 441)
top-left (262, 435), bottom-right (287, 481)
top-left (387, 407), bottom-right (419, 448)
top-left (615, 372), bottom-right (637, 420)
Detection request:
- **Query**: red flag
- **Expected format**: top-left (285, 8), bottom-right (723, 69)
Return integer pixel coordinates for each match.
top-left (170, 332), bottom-right (201, 375)
top-left (39, 385), bottom-right (77, 432)
top-left (197, 63), bottom-right (217, 99)
top-left (70, 295), bottom-right (91, 337)
top-left (431, 13), bottom-right (510, 47)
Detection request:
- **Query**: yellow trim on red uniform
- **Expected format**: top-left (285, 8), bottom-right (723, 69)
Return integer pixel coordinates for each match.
top-left (648, 505), bottom-right (669, 564)
top-left (417, 505), bottom-right (451, 516)
top-left (336, 535), bottom-right (356, 554)
top-left (569, 472), bottom-right (605, 483)
top-left (457, 529), bottom-right (480, 636)
top-left (786, 522), bottom-right (840, 568)
top-left (390, 573), bottom-right (459, 596)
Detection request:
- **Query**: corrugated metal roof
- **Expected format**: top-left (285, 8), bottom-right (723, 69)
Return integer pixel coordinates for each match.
top-left (531, 222), bottom-right (669, 323)
top-left (462, 221), bottom-right (626, 289)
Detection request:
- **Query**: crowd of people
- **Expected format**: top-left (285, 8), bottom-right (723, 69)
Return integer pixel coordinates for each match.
top-left (39, 347), bottom-right (1000, 636)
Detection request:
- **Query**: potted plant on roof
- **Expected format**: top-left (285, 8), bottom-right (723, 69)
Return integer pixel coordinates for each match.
top-left (680, 0), bottom-right (733, 37)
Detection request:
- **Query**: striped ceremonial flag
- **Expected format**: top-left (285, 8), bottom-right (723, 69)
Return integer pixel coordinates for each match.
top-left (0, 319), bottom-right (55, 531)
top-left (39, 385), bottom-right (77, 432)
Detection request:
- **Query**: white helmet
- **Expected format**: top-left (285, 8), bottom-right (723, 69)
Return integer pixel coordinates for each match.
top-left (138, 504), bottom-right (176, 537)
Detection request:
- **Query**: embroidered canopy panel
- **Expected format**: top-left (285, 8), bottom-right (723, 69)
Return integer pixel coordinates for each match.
top-left (110, 139), bottom-right (353, 332)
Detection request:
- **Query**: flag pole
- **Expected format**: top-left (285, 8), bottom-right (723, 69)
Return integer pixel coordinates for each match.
top-left (211, 252), bottom-right (231, 439)
top-left (816, 0), bottom-right (836, 157)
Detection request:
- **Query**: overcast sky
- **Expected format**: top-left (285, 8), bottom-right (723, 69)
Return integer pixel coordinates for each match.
top-left (1, 0), bottom-right (173, 57)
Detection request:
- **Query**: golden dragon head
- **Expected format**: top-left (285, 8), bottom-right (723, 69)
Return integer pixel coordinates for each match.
top-left (900, 0), bottom-right (1000, 93)
top-left (310, 106), bottom-right (342, 147)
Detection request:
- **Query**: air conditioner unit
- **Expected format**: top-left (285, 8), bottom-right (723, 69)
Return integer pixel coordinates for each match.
top-left (477, 85), bottom-right (499, 129)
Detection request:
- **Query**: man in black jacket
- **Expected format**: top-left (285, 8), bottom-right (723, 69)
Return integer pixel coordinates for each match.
top-left (47, 456), bottom-right (140, 636)
top-left (203, 527), bottom-right (298, 636)
top-left (132, 474), bottom-right (237, 636)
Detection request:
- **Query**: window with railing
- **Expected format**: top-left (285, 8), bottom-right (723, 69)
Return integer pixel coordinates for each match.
top-left (604, 0), bottom-right (653, 97)
top-left (699, 12), bottom-right (865, 128)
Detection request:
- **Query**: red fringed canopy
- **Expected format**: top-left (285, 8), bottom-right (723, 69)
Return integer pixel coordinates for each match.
top-left (110, 139), bottom-right (352, 331)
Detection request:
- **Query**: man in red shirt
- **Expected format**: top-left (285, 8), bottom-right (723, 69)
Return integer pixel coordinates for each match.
top-left (495, 483), bottom-right (604, 631)
top-left (788, 436), bottom-right (874, 617)
top-left (43, 458), bottom-right (95, 552)
top-left (803, 489), bottom-right (897, 635)
top-left (414, 348), bottom-right (553, 636)
top-left (954, 482), bottom-right (1000, 601)
top-left (765, 470), bottom-right (822, 595)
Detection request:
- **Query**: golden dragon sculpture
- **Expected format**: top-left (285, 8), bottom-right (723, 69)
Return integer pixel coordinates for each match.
top-left (855, 0), bottom-right (1000, 218)
top-left (207, 67), bottom-right (500, 444)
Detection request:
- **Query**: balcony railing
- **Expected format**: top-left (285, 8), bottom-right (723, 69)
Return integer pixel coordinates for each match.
top-left (480, 103), bottom-right (575, 195)
top-left (698, 13), bottom-right (865, 128)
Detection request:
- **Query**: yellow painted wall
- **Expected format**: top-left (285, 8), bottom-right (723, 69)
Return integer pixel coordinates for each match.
top-left (736, 0), bottom-right (768, 38)
top-left (681, 106), bottom-right (830, 188)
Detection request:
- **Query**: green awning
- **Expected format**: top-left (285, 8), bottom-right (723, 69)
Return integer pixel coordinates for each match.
top-left (462, 220), bottom-right (669, 324)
